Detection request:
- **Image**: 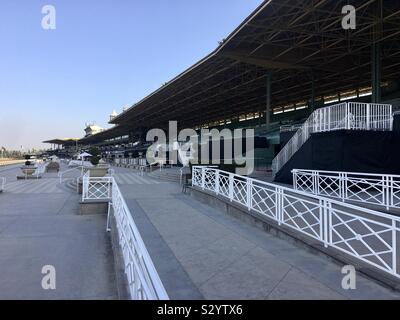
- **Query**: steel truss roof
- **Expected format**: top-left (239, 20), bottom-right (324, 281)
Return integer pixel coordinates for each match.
top-left (83, 0), bottom-right (400, 144)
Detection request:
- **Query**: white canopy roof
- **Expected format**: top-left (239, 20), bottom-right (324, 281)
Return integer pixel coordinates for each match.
top-left (78, 152), bottom-right (92, 158)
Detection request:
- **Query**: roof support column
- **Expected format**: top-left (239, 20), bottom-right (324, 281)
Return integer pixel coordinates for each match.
top-left (371, 43), bottom-right (381, 103)
top-left (266, 72), bottom-right (272, 127)
top-left (310, 72), bottom-right (315, 114)
top-left (372, 0), bottom-right (383, 103)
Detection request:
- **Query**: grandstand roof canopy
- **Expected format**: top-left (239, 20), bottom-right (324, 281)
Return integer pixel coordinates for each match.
top-left (83, 0), bottom-right (400, 144)
top-left (78, 125), bottom-right (128, 145)
top-left (43, 138), bottom-right (79, 146)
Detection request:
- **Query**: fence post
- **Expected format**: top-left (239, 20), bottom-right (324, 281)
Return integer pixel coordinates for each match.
top-left (389, 175), bottom-right (393, 209)
top-left (382, 175), bottom-right (387, 209)
top-left (312, 171), bottom-right (317, 194)
top-left (229, 173), bottom-right (234, 202)
top-left (323, 200), bottom-right (330, 248)
top-left (339, 173), bottom-right (343, 201)
top-left (277, 188), bottom-right (283, 225)
top-left (82, 176), bottom-right (86, 202)
top-left (215, 170), bottom-right (220, 195)
top-left (201, 167), bottom-right (205, 190)
top-left (392, 219), bottom-right (397, 276)
top-left (346, 103), bottom-right (350, 129)
top-left (293, 170), bottom-right (297, 190)
top-left (384, 175), bottom-right (391, 210)
top-left (366, 103), bottom-right (370, 130)
top-left (246, 179), bottom-right (252, 211)
top-left (319, 199), bottom-right (324, 242)
top-left (109, 178), bottom-right (112, 198)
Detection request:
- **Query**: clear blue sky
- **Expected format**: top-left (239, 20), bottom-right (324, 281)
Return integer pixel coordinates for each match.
top-left (0, 0), bottom-right (262, 150)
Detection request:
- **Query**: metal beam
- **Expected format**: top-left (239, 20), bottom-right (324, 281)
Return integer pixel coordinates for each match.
top-left (266, 72), bottom-right (272, 127)
top-left (221, 52), bottom-right (308, 70)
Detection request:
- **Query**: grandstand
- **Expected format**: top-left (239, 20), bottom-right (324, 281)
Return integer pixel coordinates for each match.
top-left (71, 0), bottom-right (400, 174)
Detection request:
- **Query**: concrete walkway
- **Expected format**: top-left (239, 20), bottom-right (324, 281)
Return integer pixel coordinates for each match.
top-left (115, 166), bottom-right (400, 299)
top-left (0, 165), bottom-right (118, 299)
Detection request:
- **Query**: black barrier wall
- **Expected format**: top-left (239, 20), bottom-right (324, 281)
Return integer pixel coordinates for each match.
top-left (274, 130), bottom-right (400, 184)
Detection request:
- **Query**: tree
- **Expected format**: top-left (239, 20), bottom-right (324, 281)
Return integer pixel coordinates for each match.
top-left (88, 147), bottom-right (100, 166)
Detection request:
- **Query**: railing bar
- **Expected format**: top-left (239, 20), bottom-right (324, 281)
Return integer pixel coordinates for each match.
top-left (293, 169), bottom-right (400, 211)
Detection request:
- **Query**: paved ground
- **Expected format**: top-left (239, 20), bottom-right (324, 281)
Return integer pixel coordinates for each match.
top-left (2, 162), bottom-right (400, 300)
top-left (0, 164), bottom-right (118, 299)
top-left (113, 172), bottom-right (162, 185)
top-left (115, 166), bottom-right (400, 299)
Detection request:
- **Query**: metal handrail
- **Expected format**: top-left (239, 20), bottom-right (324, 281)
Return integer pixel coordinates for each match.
top-left (280, 124), bottom-right (303, 132)
top-left (293, 168), bottom-right (400, 178)
top-left (82, 173), bottom-right (112, 202)
top-left (82, 174), bottom-right (169, 299)
top-left (59, 166), bottom-right (85, 184)
top-left (192, 166), bottom-right (400, 279)
top-left (272, 102), bottom-right (393, 175)
top-left (292, 169), bottom-right (400, 210)
top-left (33, 162), bottom-right (48, 179)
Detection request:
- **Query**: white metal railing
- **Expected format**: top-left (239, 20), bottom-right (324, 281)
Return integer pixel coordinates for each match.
top-left (292, 169), bottom-right (400, 210)
top-left (19, 162), bottom-right (48, 180)
top-left (115, 158), bottom-right (147, 167)
top-left (59, 166), bottom-right (85, 184)
top-left (33, 162), bottom-right (48, 179)
top-left (81, 174), bottom-right (169, 299)
top-left (0, 177), bottom-right (5, 192)
top-left (110, 181), bottom-right (169, 299)
top-left (81, 171), bottom-right (112, 201)
top-left (272, 102), bottom-right (393, 175)
top-left (280, 124), bottom-right (303, 132)
top-left (192, 166), bottom-right (400, 279)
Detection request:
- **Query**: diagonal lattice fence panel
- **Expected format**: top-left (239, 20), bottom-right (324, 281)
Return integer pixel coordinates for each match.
top-left (193, 166), bottom-right (400, 279)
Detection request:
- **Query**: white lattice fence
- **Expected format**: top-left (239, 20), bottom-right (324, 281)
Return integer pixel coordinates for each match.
top-left (82, 174), bottom-right (112, 201)
top-left (82, 174), bottom-right (169, 299)
top-left (328, 205), bottom-right (397, 275)
top-left (111, 182), bottom-right (169, 300)
top-left (192, 166), bottom-right (400, 279)
top-left (293, 169), bottom-right (400, 210)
